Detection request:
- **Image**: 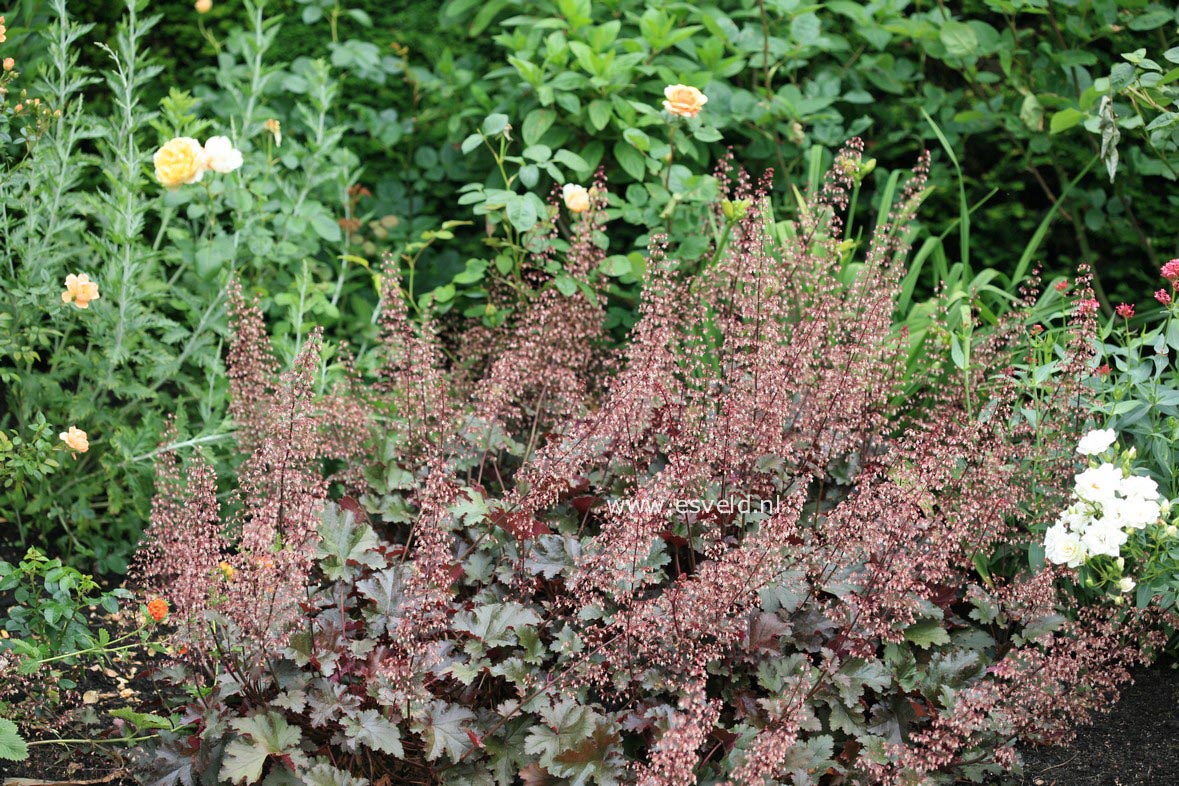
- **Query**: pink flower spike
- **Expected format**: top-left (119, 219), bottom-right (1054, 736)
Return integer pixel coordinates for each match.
top-left (1115, 303), bottom-right (1134, 319)
top-left (1076, 298), bottom-right (1100, 316)
top-left (1054, 280), bottom-right (1069, 293)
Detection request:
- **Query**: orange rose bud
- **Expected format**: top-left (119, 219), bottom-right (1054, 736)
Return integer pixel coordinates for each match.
top-left (147, 598), bottom-right (169, 622)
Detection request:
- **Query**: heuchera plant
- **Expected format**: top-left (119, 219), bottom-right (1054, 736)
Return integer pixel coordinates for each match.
top-left (131, 145), bottom-right (1159, 786)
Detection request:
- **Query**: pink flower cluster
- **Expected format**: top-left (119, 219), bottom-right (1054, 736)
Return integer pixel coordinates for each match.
top-left (1156, 258), bottom-right (1179, 306)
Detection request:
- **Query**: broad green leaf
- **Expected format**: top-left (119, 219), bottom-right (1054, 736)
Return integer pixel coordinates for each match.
top-left (791, 13), bottom-right (821, 46)
top-left (1020, 613), bottom-right (1066, 641)
top-left (316, 503), bottom-right (384, 580)
top-left (1129, 9), bottom-right (1173, 30)
top-left (558, 0), bottom-right (592, 27)
top-left (940, 20), bottom-right (978, 60)
top-left (109, 708), bottom-right (175, 731)
top-left (693, 125), bottom-right (723, 142)
top-left (310, 212), bottom-right (343, 243)
top-left (553, 149), bottom-right (591, 176)
top-left (342, 709), bottom-right (404, 757)
top-left (482, 113), bottom-right (510, 136)
top-left (505, 195), bottom-right (539, 232)
top-left (598, 255), bottom-right (632, 277)
top-left (522, 144), bottom-right (552, 163)
top-left (524, 534), bottom-right (582, 578)
top-left (413, 701), bottom-right (477, 762)
top-left (461, 133), bottom-right (483, 155)
top-left (453, 487), bottom-right (489, 524)
top-left (0, 718), bottom-right (28, 762)
top-left (304, 762), bottom-right (369, 786)
top-left (1049, 107), bottom-right (1085, 135)
top-left (903, 619), bottom-right (951, 649)
top-left (522, 109), bottom-right (557, 145)
top-left (524, 700), bottom-right (601, 766)
top-left (221, 713), bottom-right (305, 785)
top-left (587, 99), bottom-right (612, 132)
top-left (613, 141), bottom-right (646, 181)
top-left (554, 274), bottom-right (578, 297)
top-left (622, 127), bottom-right (650, 152)
top-left (454, 602), bottom-right (540, 647)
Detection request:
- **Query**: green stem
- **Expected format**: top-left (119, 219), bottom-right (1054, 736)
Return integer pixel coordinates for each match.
top-left (28, 734), bottom-right (160, 747)
top-left (33, 628), bottom-right (147, 667)
top-left (130, 431), bottom-right (236, 462)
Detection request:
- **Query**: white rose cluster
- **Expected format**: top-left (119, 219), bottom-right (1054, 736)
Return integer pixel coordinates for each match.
top-left (1044, 429), bottom-right (1163, 590)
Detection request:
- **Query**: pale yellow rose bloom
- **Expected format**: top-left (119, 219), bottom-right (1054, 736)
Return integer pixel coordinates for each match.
top-left (562, 183), bottom-right (591, 213)
top-left (662, 84), bottom-right (708, 118)
top-left (62, 273), bottom-right (100, 309)
top-left (59, 426), bottom-right (89, 454)
top-left (195, 0), bottom-right (212, 13)
top-left (154, 137), bottom-right (206, 188)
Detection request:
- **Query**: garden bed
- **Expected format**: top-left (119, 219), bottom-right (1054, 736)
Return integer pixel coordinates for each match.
top-left (1017, 663), bottom-right (1179, 786)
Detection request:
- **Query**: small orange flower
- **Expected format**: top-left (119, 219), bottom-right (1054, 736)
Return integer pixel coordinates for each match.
top-left (62, 273), bottom-right (100, 309)
top-left (264, 118), bottom-right (282, 147)
top-left (662, 84), bottom-right (708, 118)
top-left (147, 598), bottom-right (169, 622)
top-left (3, 58), bottom-right (13, 72)
top-left (218, 561), bottom-right (236, 581)
top-left (59, 426), bottom-right (89, 454)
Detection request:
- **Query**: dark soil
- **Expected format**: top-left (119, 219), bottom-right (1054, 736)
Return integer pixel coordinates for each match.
top-left (0, 656), bottom-right (143, 785)
top-left (1016, 663), bottom-right (1179, 786)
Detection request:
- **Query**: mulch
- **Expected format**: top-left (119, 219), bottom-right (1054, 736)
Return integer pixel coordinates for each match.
top-left (1015, 662), bottom-right (1179, 786)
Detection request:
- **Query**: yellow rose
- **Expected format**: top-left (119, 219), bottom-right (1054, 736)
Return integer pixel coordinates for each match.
top-left (59, 426), bottom-right (89, 454)
top-left (195, 0), bottom-right (213, 12)
top-left (662, 84), bottom-right (708, 118)
top-left (62, 273), bottom-right (100, 309)
top-left (562, 183), bottom-right (591, 214)
top-left (154, 137), bottom-right (206, 188)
